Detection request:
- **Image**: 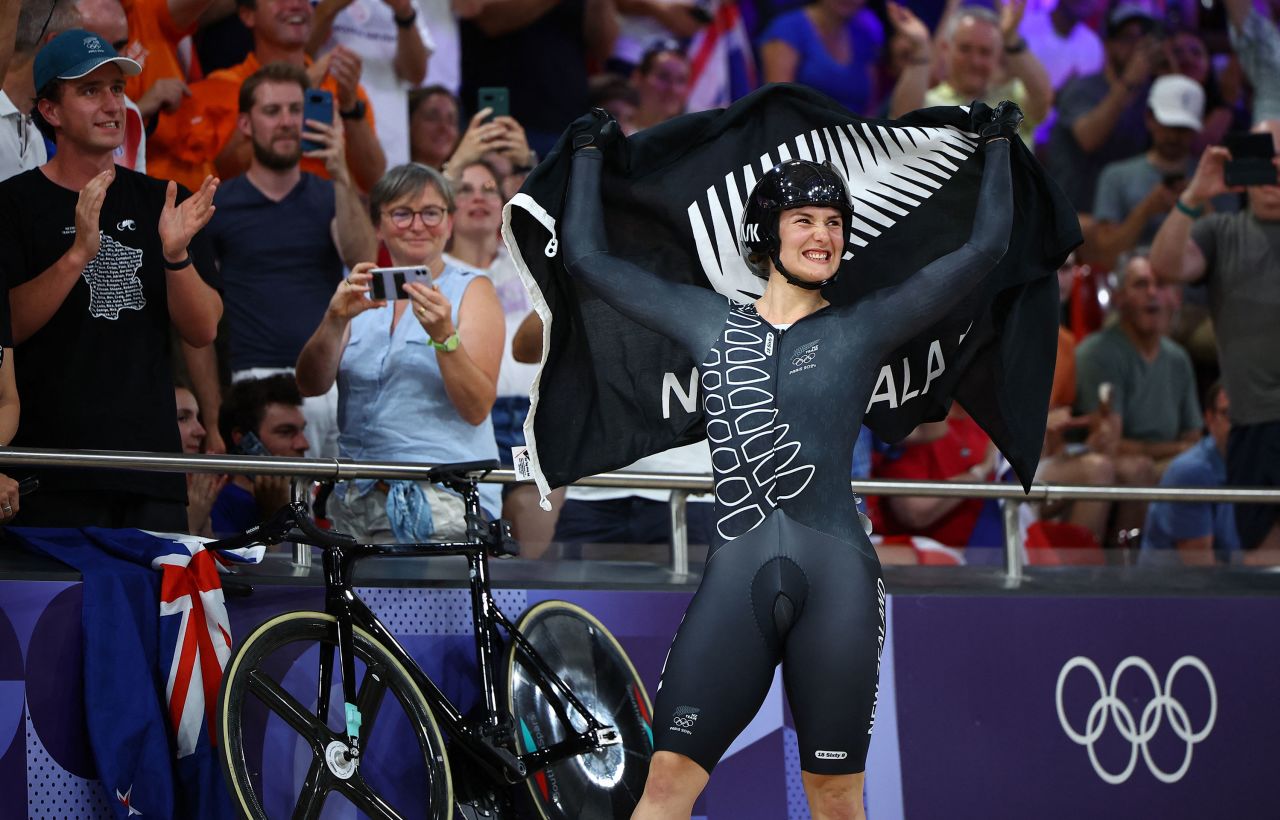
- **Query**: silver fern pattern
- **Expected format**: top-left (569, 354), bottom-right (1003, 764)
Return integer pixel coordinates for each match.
top-left (688, 123), bottom-right (979, 300)
top-left (703, 304), bottom-right (815, 541)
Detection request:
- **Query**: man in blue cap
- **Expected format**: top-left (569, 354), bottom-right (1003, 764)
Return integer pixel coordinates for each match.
top-left (0, 28), bottom-right (223, 529)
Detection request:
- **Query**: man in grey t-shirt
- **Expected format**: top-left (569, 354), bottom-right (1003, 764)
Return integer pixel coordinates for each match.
top-left (1150, 121), bottom-right (1280, 552)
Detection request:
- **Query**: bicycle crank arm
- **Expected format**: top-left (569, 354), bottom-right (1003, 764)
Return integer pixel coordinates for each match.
top-left (459, 735), bottom-right (528, 784)
top-left (517, 725), bottom-right (619, 775)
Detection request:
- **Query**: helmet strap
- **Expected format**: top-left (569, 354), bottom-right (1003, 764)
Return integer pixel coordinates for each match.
top-left (770, 249), bottom-right (832, 291)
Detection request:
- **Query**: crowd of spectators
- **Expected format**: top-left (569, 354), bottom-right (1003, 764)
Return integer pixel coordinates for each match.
top-left (0, 0), bottom-right (1277, 564)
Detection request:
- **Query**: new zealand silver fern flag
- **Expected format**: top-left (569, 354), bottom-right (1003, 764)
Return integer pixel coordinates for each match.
top-left (503, 84), bottom-right (1080, 500)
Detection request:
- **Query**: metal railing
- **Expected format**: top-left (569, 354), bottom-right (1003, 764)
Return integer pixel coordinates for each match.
top-left (3, 446), bottom-right (1278, 581)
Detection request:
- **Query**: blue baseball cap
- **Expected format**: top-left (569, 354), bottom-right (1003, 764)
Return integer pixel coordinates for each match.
top-left (33, 29), bottom-right (141, 94)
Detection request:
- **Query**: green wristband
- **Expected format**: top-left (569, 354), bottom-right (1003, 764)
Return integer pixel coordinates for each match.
top-left (1175, 198), bottom-right (1204, 219)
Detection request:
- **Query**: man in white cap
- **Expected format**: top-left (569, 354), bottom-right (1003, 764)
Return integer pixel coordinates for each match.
top-left (1089, 73), bottom-right (1237, 269)
top-left (0, 28), bottom-right (223, 529)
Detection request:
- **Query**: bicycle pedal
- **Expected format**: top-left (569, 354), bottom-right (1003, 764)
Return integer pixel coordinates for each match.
top-left (594, 726), bottom-right (622, 746)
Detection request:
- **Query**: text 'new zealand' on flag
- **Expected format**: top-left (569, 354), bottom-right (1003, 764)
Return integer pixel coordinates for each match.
top-left (503, 83), bottom-right (1081, 499)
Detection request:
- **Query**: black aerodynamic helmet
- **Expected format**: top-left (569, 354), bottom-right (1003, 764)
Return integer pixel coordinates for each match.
top-left (739, 159), bottom-right (853, 287)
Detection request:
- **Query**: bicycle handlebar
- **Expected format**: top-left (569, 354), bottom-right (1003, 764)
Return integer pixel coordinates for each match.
top-left (205, 501), bottom-right (356, 552)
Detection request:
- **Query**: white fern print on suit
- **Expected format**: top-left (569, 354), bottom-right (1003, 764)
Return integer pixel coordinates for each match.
top-left (703, 305), bottom-right (814, 541)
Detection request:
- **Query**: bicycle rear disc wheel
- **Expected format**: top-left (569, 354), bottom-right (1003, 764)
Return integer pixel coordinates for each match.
top-left (506, 600), bottom-right (653, 820)
top-left (219, 611), bottom-right (453, 820)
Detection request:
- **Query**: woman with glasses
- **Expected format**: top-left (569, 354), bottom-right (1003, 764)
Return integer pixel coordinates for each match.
top-left (296, 163), bottom-right (505, 540)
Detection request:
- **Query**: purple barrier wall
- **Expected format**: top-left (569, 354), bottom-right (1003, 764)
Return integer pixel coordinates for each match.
top-left (4, 577), bottom-right (1278, 819)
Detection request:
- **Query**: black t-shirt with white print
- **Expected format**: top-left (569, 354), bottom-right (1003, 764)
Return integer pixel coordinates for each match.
top-left (0, 166), bottom-right (218, 501)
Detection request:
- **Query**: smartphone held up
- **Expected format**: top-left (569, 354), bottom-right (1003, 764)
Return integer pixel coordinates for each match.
top-left (302, 88), bottom-right (334, 153)
top-left (368, 266), bottom-right (430, 301)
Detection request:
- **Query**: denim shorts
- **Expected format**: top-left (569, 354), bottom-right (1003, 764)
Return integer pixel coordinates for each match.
top-left (491, 396), bottom-right (531, 467)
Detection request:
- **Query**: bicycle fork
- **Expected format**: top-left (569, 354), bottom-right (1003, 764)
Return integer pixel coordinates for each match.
top-left (316, 544), bottom-right (365, 767)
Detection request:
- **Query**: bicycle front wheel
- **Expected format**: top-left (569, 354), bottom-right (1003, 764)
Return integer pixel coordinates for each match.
top-left (506, 600), bottom-right (654, 820)
top-left (219, 611), bottom-right (453, 820)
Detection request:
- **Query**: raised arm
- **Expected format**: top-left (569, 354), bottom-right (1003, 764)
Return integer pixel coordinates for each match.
top-left (858, 128), bottom-right (1013, 354)
top-left (563, 145), bottom-right (726, 359)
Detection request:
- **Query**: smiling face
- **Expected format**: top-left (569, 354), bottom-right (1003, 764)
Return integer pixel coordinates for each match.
top-left (452, 163), bottom-right (503, 241)
top-left (945, 17), bottom-right (1002, 97)
top-left (241, 0), bottom-right (312, 50)
top-left (241, 79), bottom-right (304, 170)
top-left (39, 63), bottom-right (127, 154)
top-left (775, 205), bottom-right (845, 283)
top-left (376, 182), bottom-right (453, 268)
top-left (409, 91), bottom-right (460, 167)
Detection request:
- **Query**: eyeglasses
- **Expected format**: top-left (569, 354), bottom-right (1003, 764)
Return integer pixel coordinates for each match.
top-left (457, 181), bottom-right (500, 199)
top-left (384, 206), bottom-right (448, 229)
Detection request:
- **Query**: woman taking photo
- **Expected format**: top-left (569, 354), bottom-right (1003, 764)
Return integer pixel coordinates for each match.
top-left (296, 164), bottom-right (504, 540)
top-left (560, 102), bottom-right (1021, 819)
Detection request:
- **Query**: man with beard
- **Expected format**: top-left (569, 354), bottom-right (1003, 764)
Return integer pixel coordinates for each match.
top-left (190, 62), bottom-right (376, 456)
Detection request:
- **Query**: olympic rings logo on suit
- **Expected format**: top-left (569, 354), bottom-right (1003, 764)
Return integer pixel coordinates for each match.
top-left (673, 715), bottom-right (697, 729)
top-left (1055, 655), bottom-right (1217, 785)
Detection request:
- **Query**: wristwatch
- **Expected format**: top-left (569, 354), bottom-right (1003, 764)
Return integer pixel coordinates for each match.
top-left (340, 100), bottom-right (367, 120)
top-left (1003, 38), bottom-right (1028, 55)
top-left (430, 332), bottom-right (460, 352)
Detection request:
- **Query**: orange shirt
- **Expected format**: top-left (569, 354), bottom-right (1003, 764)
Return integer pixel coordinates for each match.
top-left (121, 0), bottom-right (197, 104)
top-left (147, 52), bottom-right (377, 192)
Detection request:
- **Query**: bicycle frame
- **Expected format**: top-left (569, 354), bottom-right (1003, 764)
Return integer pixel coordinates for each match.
top-left (307, 478), bottom-right (620, 787)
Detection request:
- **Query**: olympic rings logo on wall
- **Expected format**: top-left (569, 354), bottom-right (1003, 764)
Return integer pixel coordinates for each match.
top-left (1055, 656), bottom-right (1217, 785)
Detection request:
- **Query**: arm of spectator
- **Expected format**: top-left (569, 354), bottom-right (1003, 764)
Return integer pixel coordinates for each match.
top-left (1091, 185), bottom-right (1176, 269)
top-left (469, 0), bottom-right (560, 37)
top-left (389, 0), bottom-right (430, 85)
top-left (214, 127), bottom-right (253, 180)
top-left (181, 340), bottom-right (226, 454)
top-left (1225, 0), bottom-right (1280, 102)
top-left (584, 0), bottom-right (619, 66)
top-left (305, 110), bottom-right (379, 266)
top-left (1070, 43), bottom-right (1153, 153)
top-left (512, 310), bottom-right (543, 363)
top-left (169, 0), bottom-right (221, 32)
top-left (1149, 146), bottom-right (1235, 284)
top-left (0, 0), bottom-right (20, 83)
top-left (997, 0), bottom-right (1051, 122)
top-left (197, 0), bottom-right (239, 27)
top-left (760, 39), bottom-right (800, 84)
top-left (296, 264), bottom-right (383, 395)
top-left (327, 48), bottom-right (388, 193)
top-left (186, 473), bottom-right (227, 537)
top-left (0, 347), bottom-right (17, 446)
top-left (306, 0), bottom-right (358, 56)
top-left (404, 275), bottom-right (503, 424)
top-left (887, 1), bottom-right (934, 119)
top-left (137, 78), bottom-right (192, 122)
top-left (160, 177), bottom-right (223, 347)
top-left (10, 169), bottom-right (114, 344)
top-left (443, 108), bottom-right (505, 179)
top-left (616, 0), bottom-right (703, 37)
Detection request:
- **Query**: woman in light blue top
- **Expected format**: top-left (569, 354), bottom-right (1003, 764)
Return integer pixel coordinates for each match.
top-left (296, 164), bottom-right (505, 540)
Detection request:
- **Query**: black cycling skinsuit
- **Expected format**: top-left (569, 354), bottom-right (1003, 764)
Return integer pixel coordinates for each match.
top-left (562, 138), bottom-right (1013, 775)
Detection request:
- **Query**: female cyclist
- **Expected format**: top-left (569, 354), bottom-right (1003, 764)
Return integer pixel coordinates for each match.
top-left (561, 101), bottom-right (1023, 820)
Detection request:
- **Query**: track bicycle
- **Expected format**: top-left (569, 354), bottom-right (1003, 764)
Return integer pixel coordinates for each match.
top-left (209, 461), bottom-right (655, 820)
